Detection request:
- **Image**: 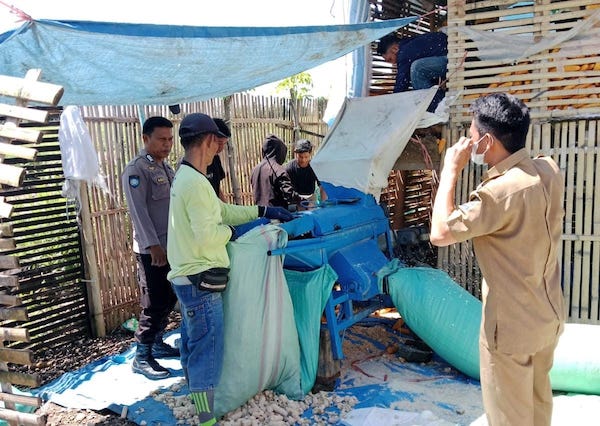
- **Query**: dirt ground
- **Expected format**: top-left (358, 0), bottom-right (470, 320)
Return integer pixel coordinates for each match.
top-left (13, 313), bottom-right (182, 426)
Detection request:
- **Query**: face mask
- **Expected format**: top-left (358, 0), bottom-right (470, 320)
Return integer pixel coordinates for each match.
top-left (470, 134), bottom-right (489, 165)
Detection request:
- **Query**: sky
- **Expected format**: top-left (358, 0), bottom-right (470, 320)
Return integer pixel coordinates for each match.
top-left (0, 0), bottom-right (351, 97)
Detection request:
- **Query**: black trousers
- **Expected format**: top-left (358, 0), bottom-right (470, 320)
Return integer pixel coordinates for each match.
top-left (134, 253), bottom-right (178, 345)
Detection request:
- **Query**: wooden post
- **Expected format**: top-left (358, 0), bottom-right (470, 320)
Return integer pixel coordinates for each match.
top-left (290, 92), bottom-right (301, 145)
top-left (79, 182), bottom-right (106, 337)
top-left (224, 96), bottom-right (243, 205)
top-left (314, 328), bottom-right (341, 392)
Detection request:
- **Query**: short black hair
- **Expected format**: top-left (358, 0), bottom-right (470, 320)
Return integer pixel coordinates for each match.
top-left (142, 116), bottom-right (173, 136)
top-left (213, 118), bottom-right (231, 138)
top-left (470, 93), bottom-right (530, 153)
top-left (180, 132), bottom-right (212, 151)
top-left (376, 32), bottom-right (400, 56)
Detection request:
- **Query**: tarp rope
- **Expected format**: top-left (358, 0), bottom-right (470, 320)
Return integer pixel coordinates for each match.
top-left (0, 1), bottom-right (31, 22)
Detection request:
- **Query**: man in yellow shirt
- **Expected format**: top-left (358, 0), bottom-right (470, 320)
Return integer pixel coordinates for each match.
top-left (430, 93), bottom-right (565, 426)
top-left (167, 113), bottom-right (293, 426)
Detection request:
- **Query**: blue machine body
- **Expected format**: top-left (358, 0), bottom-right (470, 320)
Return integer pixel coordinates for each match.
top-left (271, 184), bottom-right (395, 360)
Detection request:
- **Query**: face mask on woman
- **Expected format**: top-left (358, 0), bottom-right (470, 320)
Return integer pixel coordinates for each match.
top-left (470, 133), bottom-right (490, 165)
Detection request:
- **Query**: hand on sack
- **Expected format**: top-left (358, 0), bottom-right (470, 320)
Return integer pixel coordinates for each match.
top-left (260, 206), bottom-right (294, 222)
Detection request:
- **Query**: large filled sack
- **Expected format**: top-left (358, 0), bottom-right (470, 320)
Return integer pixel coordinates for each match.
top-left (215, 225), bottom-right (302, 416)
top-left (381, 263), bottom-right (600, 394)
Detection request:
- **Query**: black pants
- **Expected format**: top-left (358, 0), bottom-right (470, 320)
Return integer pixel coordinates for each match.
top-left (134, 253), bottom-right (177, 345)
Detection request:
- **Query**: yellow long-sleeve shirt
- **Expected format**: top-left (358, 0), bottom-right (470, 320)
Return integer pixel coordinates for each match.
top-left (167, 164), bottom-right (258, 281)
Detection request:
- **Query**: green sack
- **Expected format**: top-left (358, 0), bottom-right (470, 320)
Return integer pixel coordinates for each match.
top-left (380, 263), bottom-right (481, 379)
top-left (285, 265), bottom-right (338, 394)
top-left (380, 262), bottom-right (600, 394)
top-left (214, 225), bottom-right (302, 417)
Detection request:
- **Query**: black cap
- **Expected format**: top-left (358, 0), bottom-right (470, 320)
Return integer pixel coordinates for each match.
top-left (294, 139), bottom-right (313, 153)
top-left (213, 118), bottom-right (231, 138)
top-left (179, 113), bottom-right (226, 138)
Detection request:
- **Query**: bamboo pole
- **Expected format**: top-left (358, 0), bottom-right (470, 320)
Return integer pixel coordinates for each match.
top-left (79, 182), bottom-right (106, 337)
top-left (224, 96), bottom-right (242, 205)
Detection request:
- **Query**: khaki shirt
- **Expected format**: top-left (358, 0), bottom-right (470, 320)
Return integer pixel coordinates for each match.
top-left (122, 149), bottom-right (175, 254)
top-left (447, 149), bottom-right (565, 354)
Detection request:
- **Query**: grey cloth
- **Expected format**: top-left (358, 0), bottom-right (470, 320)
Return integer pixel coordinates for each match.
top-left (122, 149), bottom-right (175, 254)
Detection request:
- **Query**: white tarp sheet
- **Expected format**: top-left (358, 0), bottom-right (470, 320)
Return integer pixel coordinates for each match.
top-left (457, 9), bottom-right (600, 64)
top-left (311, 87), bottom-right (437, 200)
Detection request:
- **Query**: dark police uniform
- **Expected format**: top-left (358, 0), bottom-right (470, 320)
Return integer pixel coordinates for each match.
top-left (122, 149), bottom-right (177, 346)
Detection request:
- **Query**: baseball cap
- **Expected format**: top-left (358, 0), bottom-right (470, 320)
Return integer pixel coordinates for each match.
top-left (179, 113), bottom-right (226, 138)
top-left (294, 139), bottom-right (313, 153)
top-left (213, 118), bottom-right (232, 138)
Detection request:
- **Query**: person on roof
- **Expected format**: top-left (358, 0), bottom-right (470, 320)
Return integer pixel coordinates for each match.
top-left (285, 139), bottom-right (327, 203)
top-left (377, 30), bottom-right (448, 112)
top-left (251, 134), bottom-right (301, 209)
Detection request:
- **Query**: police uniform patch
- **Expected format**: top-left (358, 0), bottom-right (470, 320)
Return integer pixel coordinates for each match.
top-left (129, 175), bottom-right (141, 188)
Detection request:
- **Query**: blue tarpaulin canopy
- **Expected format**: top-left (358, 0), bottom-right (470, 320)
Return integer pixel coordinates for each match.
top-left (0, 17), bottom-right (415, 106)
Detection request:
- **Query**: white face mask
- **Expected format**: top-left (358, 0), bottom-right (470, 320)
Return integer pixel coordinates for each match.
top-left (470, 134), bottom-right (489, 165)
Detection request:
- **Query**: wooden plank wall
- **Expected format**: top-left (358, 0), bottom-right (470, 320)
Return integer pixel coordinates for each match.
top-left (439, 118), bottom-right (600, 323)
top-left (80, 93), bottom-right (328, 333)
top-left (2, 115), bottom-right (89, 348)
top-left (447, 0), bottom-right (600, 122)
top-left (0, 70), bottom-right (67, 426)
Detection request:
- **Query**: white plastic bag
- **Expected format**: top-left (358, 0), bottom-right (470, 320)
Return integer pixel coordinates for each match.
top-left (58, 105), bottom-right (109, 201)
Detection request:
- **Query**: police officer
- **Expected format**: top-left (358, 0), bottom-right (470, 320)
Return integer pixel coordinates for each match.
top-left (122, 116), bottom-right (179, 380)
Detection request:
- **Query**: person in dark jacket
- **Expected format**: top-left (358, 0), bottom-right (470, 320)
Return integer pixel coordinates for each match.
top-left (377, 31), bottom-right (448, 112)
top-left (285, 139), bottom-right (327, 203)
top-left (251, 134), bottom-right (301, 209)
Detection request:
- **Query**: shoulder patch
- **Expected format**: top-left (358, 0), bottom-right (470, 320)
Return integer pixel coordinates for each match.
top-left (129, 175), bottom-right (141, 188)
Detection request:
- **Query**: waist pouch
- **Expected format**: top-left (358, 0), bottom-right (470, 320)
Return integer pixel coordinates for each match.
top-left (187, 267), bottom-right (230, 292)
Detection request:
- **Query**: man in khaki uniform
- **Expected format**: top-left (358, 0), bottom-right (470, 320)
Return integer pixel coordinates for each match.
top-left (430, 93), bottom-right (565, 426)
top-left (122, 116), bottom-right (179, 380)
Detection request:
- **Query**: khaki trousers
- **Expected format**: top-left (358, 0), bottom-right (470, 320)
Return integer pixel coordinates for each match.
top-left (479, 340), bottom-right (557, 426)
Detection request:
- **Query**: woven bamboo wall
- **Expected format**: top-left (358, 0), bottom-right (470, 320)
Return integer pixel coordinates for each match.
top-left (447, 0), bottom-right (600, 122)
top-left (81, 94), bottom-right (327, 333)
top-left (439, 119), bottom-right (600, 323)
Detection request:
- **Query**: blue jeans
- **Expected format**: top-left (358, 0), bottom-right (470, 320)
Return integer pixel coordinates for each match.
top-left (171, 283), bottom-right (224, 393)
top-left (411, 56), bottom-right (448, 112)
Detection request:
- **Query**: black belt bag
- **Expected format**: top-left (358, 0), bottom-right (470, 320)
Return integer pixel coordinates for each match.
top-left (187, 268), bottom-right (230, 293)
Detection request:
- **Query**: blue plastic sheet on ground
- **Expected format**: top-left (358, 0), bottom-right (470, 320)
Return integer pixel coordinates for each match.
top-left (33, 331), bottom-right (184, 413)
